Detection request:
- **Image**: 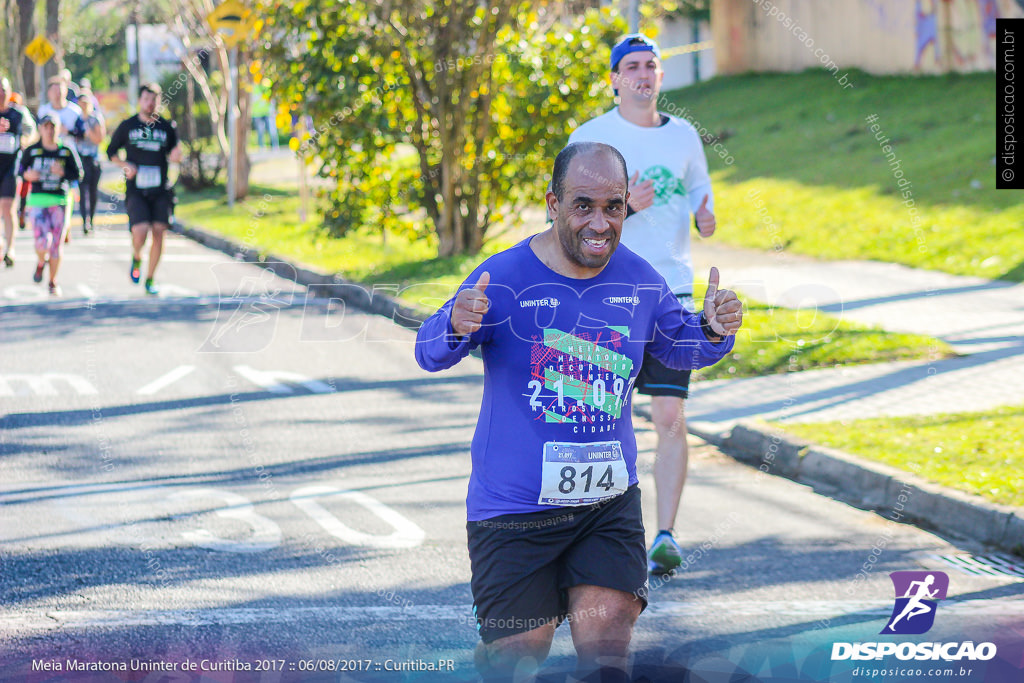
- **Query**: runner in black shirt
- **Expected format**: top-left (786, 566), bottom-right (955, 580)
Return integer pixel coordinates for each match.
top-left (0, 76), bottom-right (25, 267)
top-left (107, 83), bottom-right (181, 295)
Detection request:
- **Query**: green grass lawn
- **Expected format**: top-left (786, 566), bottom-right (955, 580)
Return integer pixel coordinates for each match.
top-left (174, 183), bottom-right (519, 307)
top-left (176, 183), bottom-right (954, 380)
top-left (776, 406), bottom-right (1024, 508)
top-left (696, 294), bottom-right (954, 381)
top-left (665, 70), bottom-right (1024, 281)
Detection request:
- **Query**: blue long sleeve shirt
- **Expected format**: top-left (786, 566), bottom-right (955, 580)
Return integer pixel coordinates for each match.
top-left (415, 238), bottom-right (734, 521)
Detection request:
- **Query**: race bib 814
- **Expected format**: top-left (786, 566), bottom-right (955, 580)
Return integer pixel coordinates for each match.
top-left (538, 440), bottom-right (628, 506)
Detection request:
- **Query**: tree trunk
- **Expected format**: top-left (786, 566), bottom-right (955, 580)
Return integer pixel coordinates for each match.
top-left (231, 49), bottom-right (251, 201)
top-left (17, 0), bottom-right (37, 108)
top-left (43, 0), bottom-right (61, 81)
top-left (2, 0), bottom-right (15, 84)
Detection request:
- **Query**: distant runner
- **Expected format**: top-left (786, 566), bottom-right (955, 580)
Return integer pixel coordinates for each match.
top-left (107, 83), bottom-right (181, 295)
top-left (74, 90), bottom-right (106, 235)
top-left (18, 113), bottom-right (82, 296)
top-left (0, 76), bottom-right (26, 267)
top-left (415, 142), bottom-right (742, 681)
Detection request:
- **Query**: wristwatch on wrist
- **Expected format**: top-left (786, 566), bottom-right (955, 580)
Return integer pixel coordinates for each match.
top-left (699, 311), bottom-right (722, 342)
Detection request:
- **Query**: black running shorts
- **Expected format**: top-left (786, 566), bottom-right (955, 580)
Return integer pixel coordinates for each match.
top-left (634, 352), bottom-right (691, 398)
top-left (466, 485), bottom-right (648, 644)
top-left (0, 173), bottom-right (16, 199)
top-left (126, 190), bottom-right (173, 228)
top-left (635, 294), bottom-right (695, 399)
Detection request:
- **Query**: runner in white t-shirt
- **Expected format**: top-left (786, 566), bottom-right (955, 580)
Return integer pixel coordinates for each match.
top-left (569, 34), bottom-right (719, 575)
top-left (38, 76), bottom-right (84, 244)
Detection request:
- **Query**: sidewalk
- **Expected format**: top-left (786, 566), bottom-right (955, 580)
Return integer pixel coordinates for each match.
top-left (632, 240), bottom-right (1024, 555)
top-left (681, 241), bottom-right (1024, 431)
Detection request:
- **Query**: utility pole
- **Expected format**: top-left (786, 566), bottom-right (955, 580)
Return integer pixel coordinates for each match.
top-left (227, 45), bottom-right (237, 207)
top-left (129, 0), bottom-right (142, 107)
top-left (628, 0), bottom-right (640, 33)
top-left (44, 0), bottom-right (60, 80)
top-left (18, 0), bottom-right (37, 108)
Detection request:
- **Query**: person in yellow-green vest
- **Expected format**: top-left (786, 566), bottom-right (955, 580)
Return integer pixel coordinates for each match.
top-left (251, 82), bottom-right (278, 150)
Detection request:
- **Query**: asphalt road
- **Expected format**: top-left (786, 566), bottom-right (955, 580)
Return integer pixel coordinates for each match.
top-left (1, 221), bottom-right (1022, 682)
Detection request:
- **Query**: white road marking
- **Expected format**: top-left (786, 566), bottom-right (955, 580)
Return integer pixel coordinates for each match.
top-left (291, 485), bottom-right (426, 549)
top-left (0, 373), bottom-right (98, 396)
top-left (2, 599), bottom-right (1021, 632)
top-left (152, 283), bottom-right (200, 298)
top-left (234, 365), bottom-right (336, 394)
top-left (168, 488), bottom-right (282, 554)
top-left (136, 365), bottom-right (196, 395)
top-left (2, 285), bottom-right (48, 301)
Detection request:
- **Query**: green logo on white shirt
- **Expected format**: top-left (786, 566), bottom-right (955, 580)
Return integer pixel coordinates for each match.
top-left (641, 165), bottom-right (686, 206)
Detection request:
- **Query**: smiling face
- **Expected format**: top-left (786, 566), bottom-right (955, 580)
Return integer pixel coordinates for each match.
top-left (611, 50), bottom-right (663, 103)
top-left (546, 149), bottom-right (628, 275)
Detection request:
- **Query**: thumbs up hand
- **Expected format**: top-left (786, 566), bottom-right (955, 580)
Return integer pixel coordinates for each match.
top-left (702, 266), bottom-right (742, 337)
top-left (695, 194), bottom-right (716, 237)
top-left (451, 271), bottom-right (491, 337)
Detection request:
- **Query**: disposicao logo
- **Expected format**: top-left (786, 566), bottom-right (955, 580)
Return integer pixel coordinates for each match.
top-left (882, 571), bottom-right (948, 635)
top-left (830, 570), bottom-right (997, 663)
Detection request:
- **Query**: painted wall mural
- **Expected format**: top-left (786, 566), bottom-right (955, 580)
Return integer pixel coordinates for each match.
top-left (915, 0), bottom-right (1022, 71)
top-left (712, 0), bottom-right (1024, 76)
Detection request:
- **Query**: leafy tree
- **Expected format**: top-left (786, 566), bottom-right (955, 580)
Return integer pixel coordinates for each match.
top-left (63, 3), bottom-right (131, 91)
top-left (260, 0), bottom-right (625, 256)
top-left (156, 0), bottom-right (254, 199)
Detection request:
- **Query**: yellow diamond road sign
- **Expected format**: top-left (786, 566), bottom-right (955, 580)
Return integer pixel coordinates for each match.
top-left (25, 35), bottom-right (56, 66)
top-left (207, 0), bottom-right (255, 47)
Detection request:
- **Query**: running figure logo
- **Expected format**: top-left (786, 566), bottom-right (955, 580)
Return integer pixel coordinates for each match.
top-left (882, 571), bottom-right (949, 635)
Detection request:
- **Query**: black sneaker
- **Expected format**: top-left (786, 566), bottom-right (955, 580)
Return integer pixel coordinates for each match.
top-left (3, 253), bottom-right (12, 268)
top-left (33, 263), bottom-right (44, 283)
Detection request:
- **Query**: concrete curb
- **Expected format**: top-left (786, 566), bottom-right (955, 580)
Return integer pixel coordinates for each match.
top-left (680, 416), bottom-right (1024, 558)
top-left (175, 218), bottom-right (1024, 558)
top-left (173, 219), bottom-right (432, 332)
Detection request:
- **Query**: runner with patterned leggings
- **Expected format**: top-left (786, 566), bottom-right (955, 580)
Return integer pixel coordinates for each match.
top-left (18, 113), bottom-right (82, 296)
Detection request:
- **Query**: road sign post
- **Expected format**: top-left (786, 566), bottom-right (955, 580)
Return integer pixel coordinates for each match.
top-left (227, 46), bottom-right (238, 208)
top-left (206, 0), bottom-right (255, 207)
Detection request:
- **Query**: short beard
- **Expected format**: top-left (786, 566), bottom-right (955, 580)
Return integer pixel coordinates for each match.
top-left (555, 214), bottom-right (617, 270)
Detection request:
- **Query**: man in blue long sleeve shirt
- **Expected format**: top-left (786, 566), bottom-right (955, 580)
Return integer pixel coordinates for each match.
top-left (415, 142), bottom-right (742, 682)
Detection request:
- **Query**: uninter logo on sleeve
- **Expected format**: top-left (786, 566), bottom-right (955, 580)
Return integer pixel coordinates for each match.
top-left (830, 571), bottom-right (997, 662)
top-left (520, 298), bottom-right (559, 308)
